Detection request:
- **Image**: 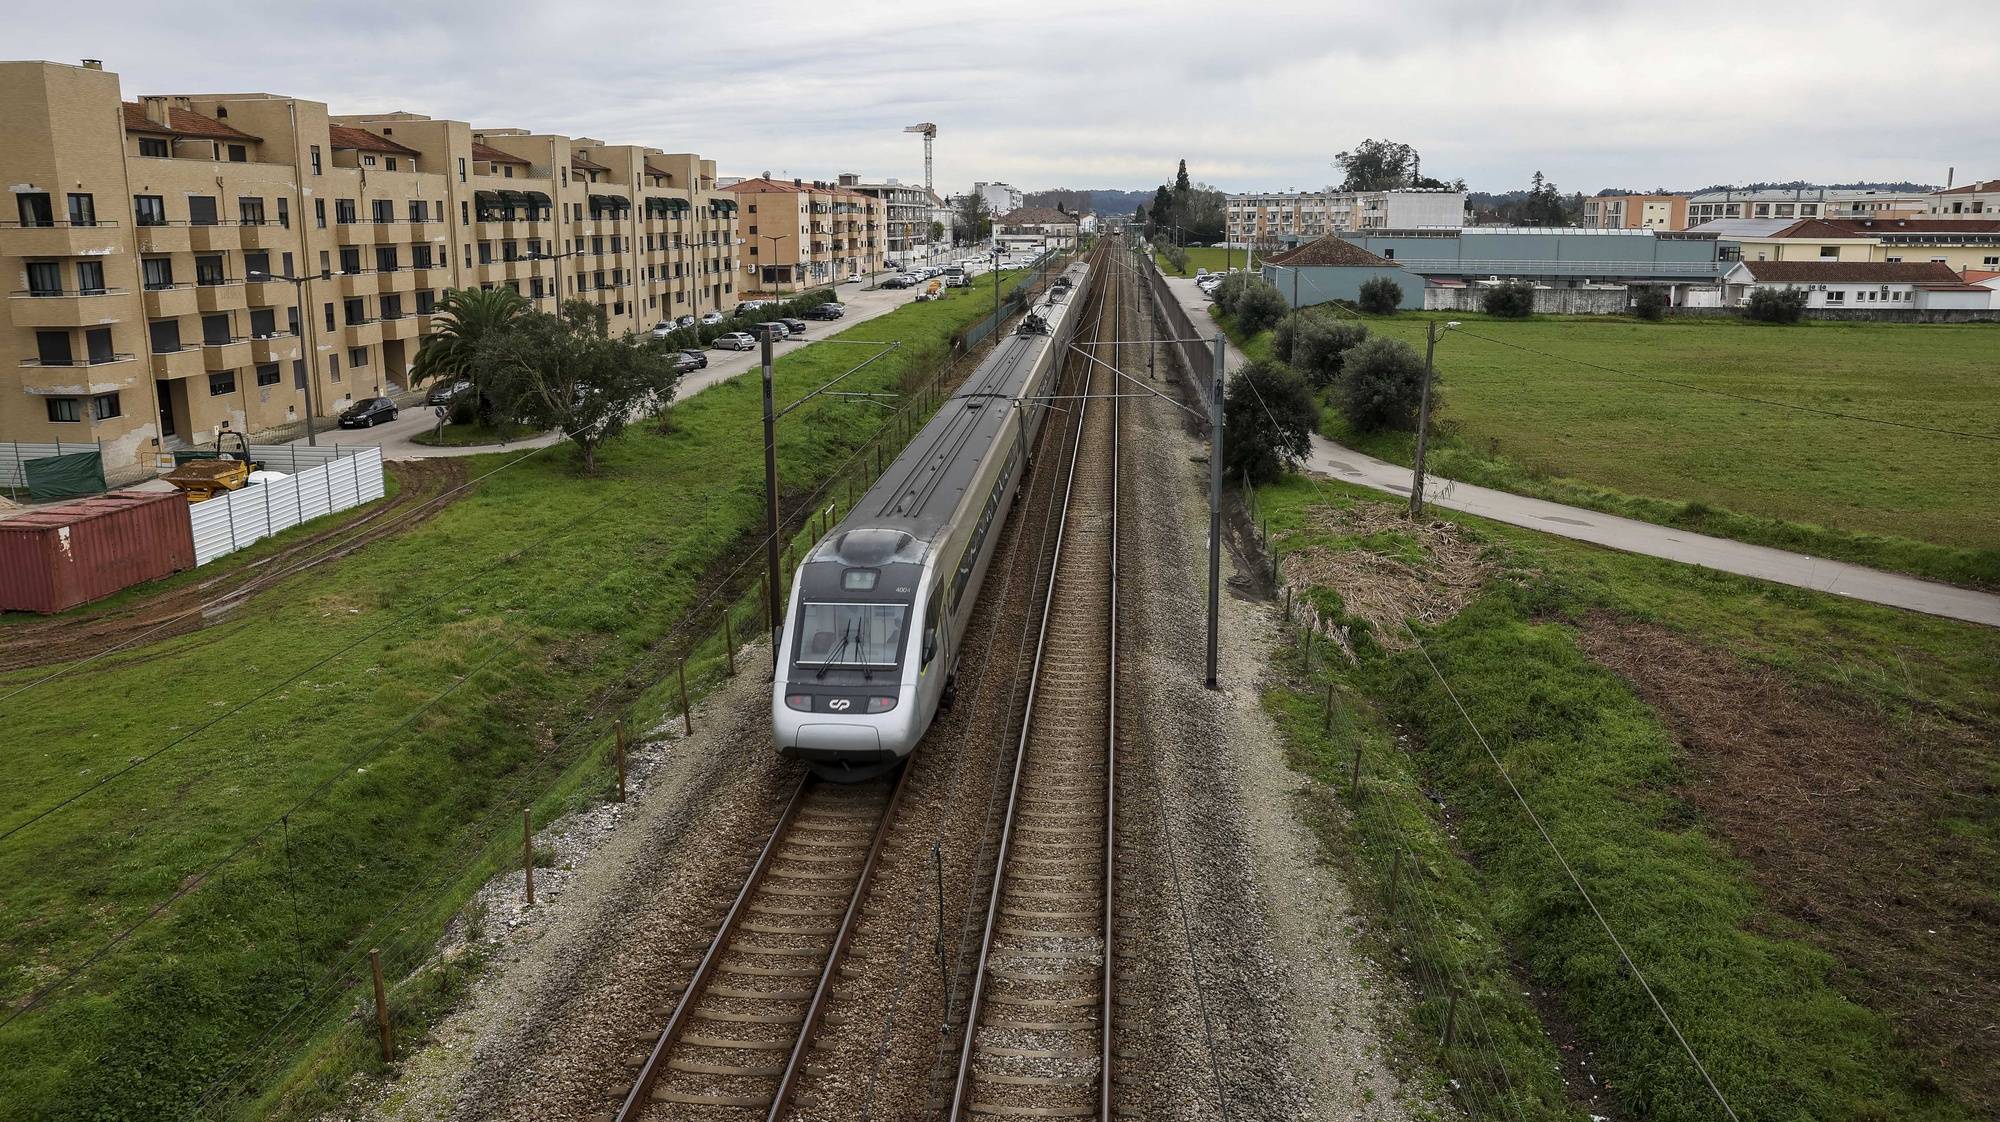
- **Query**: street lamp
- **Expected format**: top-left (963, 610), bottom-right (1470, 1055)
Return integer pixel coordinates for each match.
top-left (246, 268), bottom-right (330, 446)
top-left (526, 248), bottom-right (584, 308)
top-left (757, 233), bottom-right (791, 297)
top-left (1408, 320), bottom-right (1460, 519)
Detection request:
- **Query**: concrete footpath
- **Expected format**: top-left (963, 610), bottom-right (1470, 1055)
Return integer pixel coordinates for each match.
top-left (1157, 273), bottom-right (2000, 628)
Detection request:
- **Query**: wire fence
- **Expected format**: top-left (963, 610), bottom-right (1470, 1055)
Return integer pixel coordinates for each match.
top-left (1, 277), bottom-right (1066, 1120)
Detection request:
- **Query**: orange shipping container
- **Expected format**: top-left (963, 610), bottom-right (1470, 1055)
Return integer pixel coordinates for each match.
top-left (0, 490), bottom-right (197, 614)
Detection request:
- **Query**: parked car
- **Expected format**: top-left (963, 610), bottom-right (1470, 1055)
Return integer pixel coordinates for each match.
top-left (714, 331), bottom-right (757, 350)
top-left (425, 379), bottom-right (471, 406)
top-left (779, 317), bottom-right (808, 335)
top-left (881, 275), bottom-right (912, 289)
top-left (735, 300), bottom-right (771, 316)
top-left (946, 272), bottom-right (972, 288)
top-left (338, 397), bottom-right (399, 428)
top-left (649, 322), bottom-right (676, 339)
top-left (699, 311), bottom-right (724, 325)
top-left (679, 349), bottom-right (709, 369)
top-left (672, 352), bottom-right (702, 374)
top-left (755, 321), bottom-right (790, 341)
top-left (843, 274), bottom-right (864, 284)
top-left (805, 302), bottom-right (846, 319)
top-left (675, 314), bottom-right (697, 328)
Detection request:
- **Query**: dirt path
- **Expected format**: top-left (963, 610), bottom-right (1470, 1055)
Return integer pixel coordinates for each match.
top-left (0, 459), bottom-right (466, 673)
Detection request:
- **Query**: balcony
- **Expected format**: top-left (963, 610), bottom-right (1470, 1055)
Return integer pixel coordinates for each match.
top-left (8, 287), bottom-right (129, 328)
top-left (1, 219), bottom-right (124, 257)
top-left (17, 356), bottom-right (136, 395)
top-left (189, 223), bottom-right (240, 252)
top-left (135, 221), bottom-right (190, 253)
top-left (411, 264), bottom-right (450, 286)
top-left (378, 314), bottom-right (418, 341)
top-left (335, 271), bottom-right (374, 297)
top-left (201, 338), bottom-right (251, 370)
top-left (239, 221), bottom-right (290, 249)
top-left (334, 221), bottom-right (371, 246)
top-left (195, 280), bottom-right (246, 313)
top-left (373, 267), bottom-right (411, 294)
top-left (249, 333), bottom-right (301, 364)
top-left (243, 279), bottom-right (288, 306)
top-left (341, 320), bottom-right (383, 348)
top-left (150, 345), bottom-right (205, 379)
top-left (143, 283), bottom-right (198, 318)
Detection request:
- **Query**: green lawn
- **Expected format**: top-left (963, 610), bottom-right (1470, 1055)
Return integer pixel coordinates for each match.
top-left (1258, 475), bottom-right (1998, 1122)
top-left (1153, 245), bottom-right (1252, 277)
top-left (0, 281), bottom-right (1028, 1121)
top-left (1216, 306), bottom-right (2000, 585)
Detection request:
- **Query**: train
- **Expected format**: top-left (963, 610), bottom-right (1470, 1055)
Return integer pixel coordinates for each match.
top-left (772, 258), bottom-right (1096, 780)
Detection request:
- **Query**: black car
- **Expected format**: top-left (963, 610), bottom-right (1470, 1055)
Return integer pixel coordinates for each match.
top-left (679, 349), bottom-right (708, 369)
top-left (779, 317), bottom-right (808, 335)
top-left (805, 303), bottom-right (846, 320)
top-left (672, 352), bottom-right (702, 374)
top-left (338, 397), bottom-right (398, 428)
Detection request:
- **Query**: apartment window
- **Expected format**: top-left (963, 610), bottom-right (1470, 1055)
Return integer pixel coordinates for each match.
top-left (340, 247), bottom-right (361, 274)
top-left (93, 392), bottom-right (122, 420)
top-left (375, 246), bottom-right (398, 272)
top-left (345, 297), bottom-right (367, 324)
top-left (149, 319), bottom-right (182, 353)
top-left (416, 289), bottom-right (436, 314)
top-left (196, 255), bottom-right (226, 286)
top-left (502, 164), bottom-right (514, 179)
top-left (561, 168), bottom-right (568, 187)
top-left (76, 261), bottom-right (105, 295)
top-left (17, 192), bottom-right (55, 227)
top-left (238, 197), bottom-right (266, 225)
top-left (386, 157), bottom-right (398, 172)
top-left (67, 193), bottom-right (97, 227)
top-left (324, 303), bottom-right (336, 332)
top-left (250, 308), bottom-right (277, 337)
top-left (319, 250), bottom-right (331, 275)
top-left (380, 293), bottom-right (402, 319)
top-left (26, 262), bottom-right (63, 296)
top-left (243, 250), bottom-right (270, 278)
top-left (86, 328), bottom-right (114, 364)
top-left (1800, 204), bottom-right (1817, 217)
top-left (457, 157), bottom-right (467, 183)
top-left (328, 354), bottom-right (340, 381)
top-left (1825, 290), bottom-right (1845, 303)
top-left (1984, 256), bottom-right (1999, 267)
top-left (335, 199), bottom-right (357, 224)
top-left (478, 242), bottom-right (493, 265)
top-left (293, 359), bottom-right (307, 388)
top-left (35, 331), bottom-right (73, 365)
top-left (348, 346), bottom-right (368, 368)
top-left (408, 199), bottom-right (428, 223)
top-left (139, 137), bottom-right (169, 158)
top-left (277, 197), bottom-right (289, 228)
top-left (412, 243), bottom-right (433, 269)
top-left (592, 236), bottom-right (603, 255)
top-left (46, 397), bottom-right (82, 423)
top-left (202, 314), bottom-right (233, 345)
top-left (461, 201), bottom-right (470, 226)
top-left (1885, 255), bottom-right (1902, 263)
top-left (288, 306), bottom-right (301, 336)
top-left (372, 199), bottom-right (394, 224)
top-left (1819, 246), bottom-right (1839, 259)
top-left (362, 155), bottom-right (377, 168)
top-left (310, 145), bottom-right (322, 175)
top-left (134, 195), bottom-right (167, 226)
top-left (254, 363), bottom-right (281, 387)
top-left (501, 240), bottom-right (518, 261)
top-left (208, 371), bottom-right (236, 396)
top-left (188, 195), bottom-right (219, 226)
top-left (1775, 204), bottom-right (1794, 217)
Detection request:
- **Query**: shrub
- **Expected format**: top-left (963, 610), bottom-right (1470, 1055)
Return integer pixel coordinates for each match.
top-left (1213, 272), bottom-right (1253, 315)
top-left (1746, 286), bottom-right (1808, 323)
top-left (1336, 336), bottom-right (1430, 432)
top-left (1632, 288), bottom-right (1669, 321)
top-left (1161, 244), bottom-right (1190, 275)
top-left (1222, 360), bottom-right (1319, 485)
top-left (1292, 317), bottom-right (1370, 389)
top-left (1235, 278), bottom-right (1290, 334)
top-left (1482, 280), bottom-right (1536, 318)
top-left (1358, 276), bottom-right (1403, 314)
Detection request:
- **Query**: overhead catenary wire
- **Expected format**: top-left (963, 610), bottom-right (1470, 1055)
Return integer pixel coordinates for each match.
top-left (1402, 618), bottom-right (1743, 1122)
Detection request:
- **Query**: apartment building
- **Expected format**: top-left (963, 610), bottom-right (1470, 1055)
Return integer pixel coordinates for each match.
top-left (1686, 186), bottom-right (1929, 227)
top-left (972, 181), bottom-right (1024, 216)
top-left (726, 177), bottom-right (885, 292)
top-left (1582, 193), bottom-right (1688, 230)
top-left (0, 58), bottom-right (737, 481)
top-left (1734, 217), bottom-right (2000, 273)
top-left (842, 175), bottom-right (935, 264)
top-left (1927, 178), bottom-right (1999, 217)
top-left (1225, 188), bottom-right (1466, 247)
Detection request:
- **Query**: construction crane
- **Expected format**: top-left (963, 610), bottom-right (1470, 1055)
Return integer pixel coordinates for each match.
top-left (905, 123), bottom-right (937, 265)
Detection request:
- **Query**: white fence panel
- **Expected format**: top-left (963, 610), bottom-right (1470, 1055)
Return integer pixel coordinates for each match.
top-left (192, 444), bottom-right (387, 566)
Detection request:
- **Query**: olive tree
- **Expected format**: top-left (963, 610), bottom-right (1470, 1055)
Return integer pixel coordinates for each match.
top-left (1357, 276), bottom-right (1402, 314)
top-left (1335, 336), bottom-right (1430, 432)
top-left (1223, 360), bottom-right (1319, 485)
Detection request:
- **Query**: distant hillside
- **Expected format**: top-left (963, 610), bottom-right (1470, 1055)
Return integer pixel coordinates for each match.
top-left (1023, 188), bottom-right (1153, 216)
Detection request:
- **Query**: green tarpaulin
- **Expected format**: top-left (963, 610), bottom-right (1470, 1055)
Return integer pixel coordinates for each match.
top-left (24, 451), bottom-right (106, 502)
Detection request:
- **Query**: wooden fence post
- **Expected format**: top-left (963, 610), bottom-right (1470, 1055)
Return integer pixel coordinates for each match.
top-left (370, 949), bottom-right (393, 1062)
top-left (521, 809), bottom-right (535, 906)
top-left (614, 720), bottom-right (627, 803)
top-left (724, 610), bottom-right (736, 677)
top-left (678, 660), bottom-right (692, 736)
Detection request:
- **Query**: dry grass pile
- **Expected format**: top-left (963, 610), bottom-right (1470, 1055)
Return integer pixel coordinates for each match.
top-left (1280, 504), bottom-right (1494, 650)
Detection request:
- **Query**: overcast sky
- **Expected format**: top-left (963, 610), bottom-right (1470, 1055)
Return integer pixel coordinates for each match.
top-left (14, 0), bottom-right (1996, 199)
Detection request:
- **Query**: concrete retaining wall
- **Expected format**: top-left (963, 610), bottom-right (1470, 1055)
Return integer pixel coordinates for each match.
top-left (1424, 287), bottom-right (1632, 315)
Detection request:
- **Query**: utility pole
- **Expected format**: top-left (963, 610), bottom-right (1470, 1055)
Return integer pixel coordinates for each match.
top-left (1205, 333), bottom-right (1225, 689)
top-left (761, 331), bottom-right (782, 669)
top-left (1408, 319), bottom-right (1456, 519)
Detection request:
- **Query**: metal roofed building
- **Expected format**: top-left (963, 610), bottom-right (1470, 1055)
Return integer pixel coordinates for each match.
top-left (1258, 235), bottom-right (1425, 310)
top-left (1333, 226), bottom-right (1735, 293)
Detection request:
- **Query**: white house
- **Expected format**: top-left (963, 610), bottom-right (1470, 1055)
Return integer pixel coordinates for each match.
top-left (1719, 260), bottom-right (1993, 309)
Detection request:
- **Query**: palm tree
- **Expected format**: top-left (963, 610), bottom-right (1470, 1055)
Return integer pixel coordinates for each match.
top-left (410, 286), bottom-right (528, 388)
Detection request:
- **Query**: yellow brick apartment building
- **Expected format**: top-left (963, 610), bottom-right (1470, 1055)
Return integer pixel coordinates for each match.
top-left (1, 59), bottom-right (738, 480)
top-left (726, 177), bottom-right (884, 293)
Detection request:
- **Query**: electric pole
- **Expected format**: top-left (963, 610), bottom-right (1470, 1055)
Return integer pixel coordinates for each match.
top-left (1408, 319), bottom-right (1456, 519)
top-left (762, 331), bottom-right (782, 668)
top-left (1206, 332), bottom-right (1226, 689)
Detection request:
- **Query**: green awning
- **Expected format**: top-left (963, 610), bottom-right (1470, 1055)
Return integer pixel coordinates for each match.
top-left (522, 190), bottom-right (551, 205)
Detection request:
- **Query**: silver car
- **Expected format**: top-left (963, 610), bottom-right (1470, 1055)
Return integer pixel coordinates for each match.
top-left (714, 331), bottom-right (757, 351)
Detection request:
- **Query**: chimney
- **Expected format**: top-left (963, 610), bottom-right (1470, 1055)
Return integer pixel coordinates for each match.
top-left (794, 177), bottom-right (802, 187)
top-left (80, 59), bottom-right (103, 70)
top-left (141, 95), bottom-right (171, 127)
top-left (1946, 166), bottom-right (1955, 190)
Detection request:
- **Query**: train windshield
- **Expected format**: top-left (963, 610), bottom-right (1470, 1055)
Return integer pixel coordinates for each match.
top-left (794, 602), bottom-right (907, 668)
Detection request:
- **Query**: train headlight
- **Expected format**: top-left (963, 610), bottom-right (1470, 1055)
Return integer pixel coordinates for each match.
top-left (866, 696), bottom-right (899, 714)
top-left (785, 693), bottom-right (813, 712)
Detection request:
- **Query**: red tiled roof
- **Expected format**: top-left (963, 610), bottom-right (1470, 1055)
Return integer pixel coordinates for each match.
top-left (1736, 260), bottom-right (1959, 284)
top-left (328, 125), bottom-right (418, 157)
top-left (570, 153), bottom-right (611, 173)
top-left (1914, 282), bottom-right (1988, 292)
top-left (1935, 179), bottom-right (2000, 195)
top-left (472, 142), bottom-right (530, 166)
top-left (1265, 235), bottom-right (1397, 268)
top-left (725, 177), bottom-right (869, 200)
top-left (998, 206), bottom-right (1080, 226)
top-left (1770, 217), bottom-right (2000, 238)
top-left (643, 162), bottom-right (675, 180)
top-left (1960, 269), bottom-right (2000, 284)
top-left (121, 101), bottom-right (260, 142)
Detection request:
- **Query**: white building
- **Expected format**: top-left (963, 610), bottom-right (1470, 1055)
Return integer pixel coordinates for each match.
top-left (972, 181), bottom-right (1023, 216)
top-left (1720, 259), bottom-right (1993, 309)
top-left (1225, 187), bottom-right (1465, 247)
top-left (1687, 186), bottom-right (1931, 226)
top-left (1927, 178), bottom-right (2000, 218)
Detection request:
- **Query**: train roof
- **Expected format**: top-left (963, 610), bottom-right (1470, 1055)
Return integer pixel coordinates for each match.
top-left (811, 261), bottom-right (1091, 565)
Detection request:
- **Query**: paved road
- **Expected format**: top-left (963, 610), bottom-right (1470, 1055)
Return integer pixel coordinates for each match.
top-left (1158, 274), bottom-right (2000, 628)
top-left (280, 248), bottom-right (1006, 460)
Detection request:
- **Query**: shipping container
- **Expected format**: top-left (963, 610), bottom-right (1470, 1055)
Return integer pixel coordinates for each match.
top-left (0, 490), bottom-right (197, 614)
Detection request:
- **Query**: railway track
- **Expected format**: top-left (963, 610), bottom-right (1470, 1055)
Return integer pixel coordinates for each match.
top-left (945, 243), bottom-right (1124, 1120)
top-left (613, 769), bottom-right (910, 1120)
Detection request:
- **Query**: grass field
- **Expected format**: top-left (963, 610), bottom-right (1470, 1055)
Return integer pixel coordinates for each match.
top-left (1153, 245), bottom-right (1252, 276)
top-left (1258, 475), bottom-right (1998, 1122)
top-left (0, 276), bottom-right (1030, 1121)
top-left (1215, 305), bottom-right (2000, 585)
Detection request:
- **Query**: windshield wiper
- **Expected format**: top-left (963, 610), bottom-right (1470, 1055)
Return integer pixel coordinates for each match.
top-left (816, 621), bottom-right (853, 680)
